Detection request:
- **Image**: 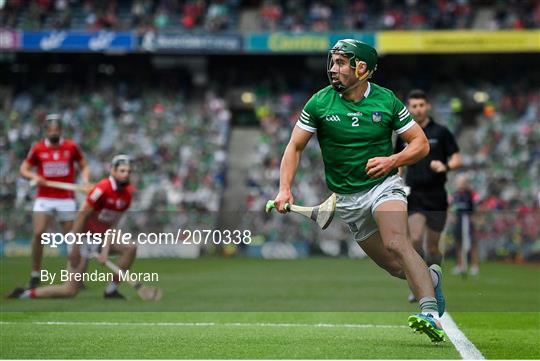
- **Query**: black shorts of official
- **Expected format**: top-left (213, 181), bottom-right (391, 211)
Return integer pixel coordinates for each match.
top-left (407, 187), bottom-right (448, 232)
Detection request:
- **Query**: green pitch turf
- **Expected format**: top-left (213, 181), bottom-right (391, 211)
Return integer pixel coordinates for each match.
top-left (1, 257), bottom-right (539, 359)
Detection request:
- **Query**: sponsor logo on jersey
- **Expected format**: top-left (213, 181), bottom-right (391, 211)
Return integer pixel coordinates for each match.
top-left (325, 115), bottom-right (341, 122)
top-left (428, 138), bottom-right (439, 144)
top-left (90, 188), bottom-right (103, 202)
top-left (372, 112), bottom-right (382, 123)
top-left (43, 161), bottom-right (69, 177)
top-left (347, 112), bottom-right (363, 117)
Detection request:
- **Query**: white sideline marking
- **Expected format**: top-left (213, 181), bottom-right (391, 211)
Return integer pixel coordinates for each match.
top-left (1, 317), bottom-right (486, 359)
top-left (0, 320), bottom-right (406, 329)
top-left (441, 313), bottom-right (485, 360)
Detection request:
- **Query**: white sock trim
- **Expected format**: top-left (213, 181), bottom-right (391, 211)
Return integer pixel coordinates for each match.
top-left (105, 282), bottom-right (118, 294)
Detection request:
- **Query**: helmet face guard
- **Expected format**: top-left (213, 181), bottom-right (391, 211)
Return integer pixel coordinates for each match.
top-left (327, 39), bottom-right (378, 93)
top-left (110, 154), bottom-right (132, 186)
top-left (327, 50), bottom-right (355, 93)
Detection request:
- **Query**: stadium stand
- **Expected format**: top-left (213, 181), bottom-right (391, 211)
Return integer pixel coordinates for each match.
top-left (2, 0), bottom-right (539, 31)
top-left (1, 81), bottom-right (230, 245)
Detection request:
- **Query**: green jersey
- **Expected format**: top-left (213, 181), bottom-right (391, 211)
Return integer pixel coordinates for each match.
top-left (297, 82), bottom-right (414, 194)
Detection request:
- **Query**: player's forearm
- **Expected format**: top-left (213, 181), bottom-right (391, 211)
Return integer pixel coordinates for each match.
top-left (19, 162), bottom-right (36, 180)
top-left (390, 137), bottom-right (429, 168)
top-left (279, 144), bottom-right (302, 192)
top-left (80, 165), bottom-right (91, 184)
top-left (447, 153), bottom-right (462, 170)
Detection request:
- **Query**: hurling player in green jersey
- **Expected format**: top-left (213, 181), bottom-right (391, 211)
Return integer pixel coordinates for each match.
top-left (273, 39), bottom-right (446, 343)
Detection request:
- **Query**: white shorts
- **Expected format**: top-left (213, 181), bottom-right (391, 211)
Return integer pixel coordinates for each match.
top-left (336, 175), bottom-right (407, 242)
top-left (33, 197), bottom-right (77, 222)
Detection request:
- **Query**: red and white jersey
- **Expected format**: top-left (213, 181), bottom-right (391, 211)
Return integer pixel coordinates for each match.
top-left (26, 138), bottom-right (84, 199)
top-left (85, 176), bottom-right (134, 233)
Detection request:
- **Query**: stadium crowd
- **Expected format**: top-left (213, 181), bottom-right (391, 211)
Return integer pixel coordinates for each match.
top-left (2, 0), bottom-right (539, 31)
top-left (451, 86), bottom-right (540, 262)
top-left (1, 83), bottom-right (230, 243)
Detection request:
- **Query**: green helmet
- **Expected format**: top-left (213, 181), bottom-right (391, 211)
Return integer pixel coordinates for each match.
top-left (327, 39), bottom-right (378, 92)
top-left (329, 39), bottom-right (378, 71)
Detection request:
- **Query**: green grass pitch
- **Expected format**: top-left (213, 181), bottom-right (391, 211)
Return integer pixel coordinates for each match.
top-left (1, 257), bottom-right (539, 359)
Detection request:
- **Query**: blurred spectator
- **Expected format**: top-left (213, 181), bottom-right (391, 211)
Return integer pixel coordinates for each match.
top-left (205, 0), bottom-right (230, 31)
top-left (259, 0), bottom-right (282, 31)
top-left (308, 1), bottom-right (332, 32)
top-left (181, 0), bottom-right (206, 29)
top-left (92, 2), bottom-right (118, 30)
top-left (130, 0), bottom-right (147, 27)
top-left (451, 174), bottom-right (479, 275)
top-left (52, 0), bottom-right (72, 29)
top-left (490, 0), bottom-right (540, 29)
top-left (153, 6), bottom-right (169, 30)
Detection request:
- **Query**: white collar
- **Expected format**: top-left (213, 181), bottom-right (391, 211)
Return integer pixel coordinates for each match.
top-left (364, 82), bottom-right (371, 98)
top-left (338, 82), bottom-right (371, 99)
top-left (109, 176), bottom-right (118, 191)
top-left (44, 137), bottom-right (64, 147)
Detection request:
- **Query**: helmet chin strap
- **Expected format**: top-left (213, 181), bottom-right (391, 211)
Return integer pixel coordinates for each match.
top-left (334, 69), bottom-right (372, 94)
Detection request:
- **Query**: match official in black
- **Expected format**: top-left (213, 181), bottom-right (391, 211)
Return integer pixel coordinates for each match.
top-left (395, 90), bottom-right (461, 292)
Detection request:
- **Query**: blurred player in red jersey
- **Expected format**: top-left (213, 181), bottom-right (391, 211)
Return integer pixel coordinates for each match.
top-left (9, 155), bottom-right (137, 299)
top-left (19, 114), bottom-right (90, 288)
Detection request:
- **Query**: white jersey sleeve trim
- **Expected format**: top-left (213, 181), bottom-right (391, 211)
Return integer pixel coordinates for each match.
top-left (398, 107), bottom-right (408, 116)
top-left (296, 121), bottom-right (316, 133)
top-left (395, 120), bottom-right (415, 134)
